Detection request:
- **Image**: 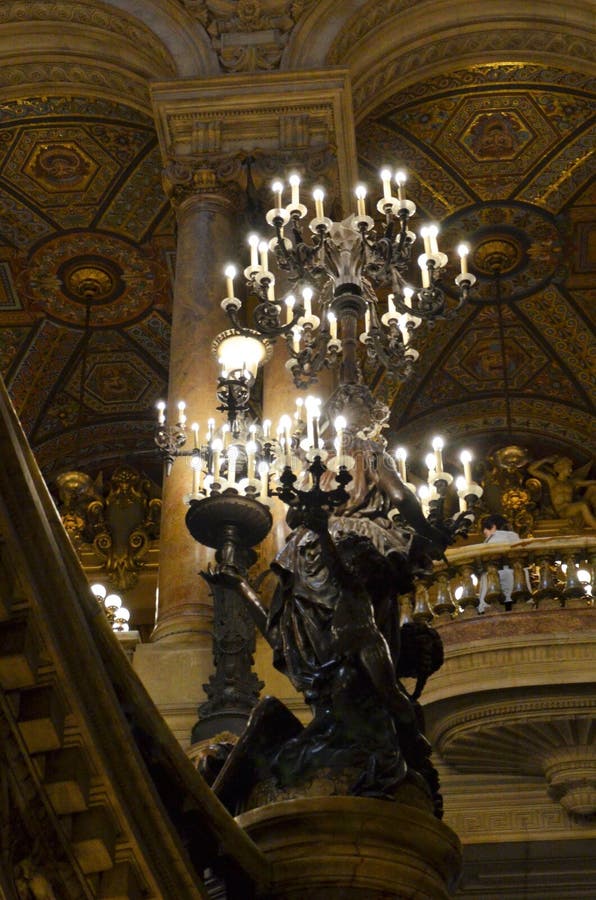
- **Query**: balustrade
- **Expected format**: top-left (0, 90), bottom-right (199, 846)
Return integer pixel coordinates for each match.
top-left (417, 535), bottom-right (595, 623)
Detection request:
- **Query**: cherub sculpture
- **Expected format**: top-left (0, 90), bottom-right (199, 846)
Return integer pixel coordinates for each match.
top-left (528, 455), bottom-right (596, 529)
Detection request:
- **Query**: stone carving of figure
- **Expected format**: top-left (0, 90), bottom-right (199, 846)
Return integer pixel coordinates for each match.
top-left (528, 455), bottom-right (596, 529)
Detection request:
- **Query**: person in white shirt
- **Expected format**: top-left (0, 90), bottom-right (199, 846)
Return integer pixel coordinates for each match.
top-left (478, 514), bottom-right (521, 612)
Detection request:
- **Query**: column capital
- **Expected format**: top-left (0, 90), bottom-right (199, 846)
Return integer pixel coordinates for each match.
top-left (162, 159), bottom-right (242, 211)
top-left (151, 68), bottom-right (358, 212)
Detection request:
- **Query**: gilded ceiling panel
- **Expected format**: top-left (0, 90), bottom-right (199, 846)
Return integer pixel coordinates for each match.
top-left (0, 95), bottom-right (174, 479)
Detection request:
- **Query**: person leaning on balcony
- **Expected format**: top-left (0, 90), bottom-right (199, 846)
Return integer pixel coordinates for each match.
top-left (478, 514), bottom-right (523, 612)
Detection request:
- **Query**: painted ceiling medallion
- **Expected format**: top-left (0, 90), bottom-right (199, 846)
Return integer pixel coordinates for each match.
top-left (472, 237), bottom-right (523, 276)
top-left (59, 256), bottom-right (124, 304)
top-left (441, 201), bottom-right (564, 303)
top-left (20, 232), bottom-right (165, 326)
top-left (24, 142), bottom-right (96, 192)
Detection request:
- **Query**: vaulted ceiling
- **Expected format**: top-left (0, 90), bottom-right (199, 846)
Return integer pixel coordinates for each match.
top-left (0, 0), bottom-right (593, 489)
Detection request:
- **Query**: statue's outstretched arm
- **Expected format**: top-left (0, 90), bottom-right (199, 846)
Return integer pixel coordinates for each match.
top-left (202, 566), bottom-right (271, 643)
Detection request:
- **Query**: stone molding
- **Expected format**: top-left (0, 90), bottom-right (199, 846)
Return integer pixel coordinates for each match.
top-left (151, 69), bottom-right (359, 212)
top-left (0, 0), bottom-right (176, 74)
top-left (0, 60), bottom-right (151, 108)
top-left (350, 27), bottom-right (596, 118)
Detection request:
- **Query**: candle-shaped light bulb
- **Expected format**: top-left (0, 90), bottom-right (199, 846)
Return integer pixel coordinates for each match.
top-left (156, 401), bottom-right (166, 425)
top-left (302, 286), bottom-right (313, 318)
top-left (455, 475), bottom-right (467, 512)
top-left (262, 419), bottom-right (271, 440)
top-left (271, 180), bottom-right (283, 207)
top-left (364, 308), bottom-right (371, 333)
top-left (432, 436), bottom-right (444, 473)
top-left (419, 256), bottom-right (431, 288)
top-left (420, 226), bottom-right (431, 256)
top-left (191, 422), bottom-right (199, 448)
top-left (403, 286), bottom-right (414, 308)
top-left (190, 453), bottom-right (200, 495)
top-left (328, 311), bottom-right (337, 340)
top-left (460, 450), bottom-right (473, 486)
top-left (425, 452), bottom-right (436, 483)
top-left (418, 484), bottom-right (430, 514)
top-left (395, 447), bottom-right (407, 482)
top-left (380, 168), bottom-right (392, 201)
top-left (279, 415), bottom-right (292, 465)
top-left (395, 170), bottom-right (407, 201)
top-left (207, 418), bottom-right (215, 441)
top-left (177, 401), bottom-right (186, 426)
top-left (211, 438), bottom-right (223, 479)
top-left (222, 423), bottom-right (230, 447)
top-left (458, 243), bottom-right (470, 275)
top-left (295, 397), bottom-right (304, 423)
top-left (267, 281), bottom-right (275, 302)
top-left (355, 184), bottom-right (367, 216)
top-left (334, 415), bottom-right (346, 462)
top-left (248, 233), bottom-right (260, 268)
top-left (246, 440), bottom-right (257, 480)
top-left (292, 325), bottom-right (302, 354)
top-left (258, 460), bottom-right (269, 499)
top-left (289, 173), bottom-right (300, 206)
top-left (387, 293), bottom-right (396, 316)
top-left (228, 445), bottom-right (238, 485)
top-left (313, 188), bottom-right (325, 219)
top-left (285, 293), bottom-right (295, 324)
top-left (428, 224), bottom-right (439, 254)
top-left (224, 264), bottom-right (236, 299)
top-left (258, 240), bottom-right (269, 272)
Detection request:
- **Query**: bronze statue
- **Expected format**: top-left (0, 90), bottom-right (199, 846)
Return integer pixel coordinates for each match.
top-left (205, 389), bottom-right (448, 813)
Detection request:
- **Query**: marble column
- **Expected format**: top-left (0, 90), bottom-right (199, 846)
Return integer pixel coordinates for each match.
top-left (152, 177), bottom-right (236, 643)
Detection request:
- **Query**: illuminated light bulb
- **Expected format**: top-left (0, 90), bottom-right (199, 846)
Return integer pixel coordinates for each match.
top-left (458, 243), bottom-right (470, 276)
top-left (156, 401), bottom-right (166, 425)
top-left (328, 311), bottom-right (337, 340)
top-left (258, 240), bottom-right (269, 271)
top-left (191, 422), bottom-right (199, 448)
top-left (285, 293), bottom-right (295, 324)
top-left (395, 170), bottom-right (407, 201)
top-left (211, 438), bottom-right (223, 480)
top-left (177, 401), bottom-right (186, 426)
top-left (428, 224), bottom-right (439, 254)
top-left (432, 436), bottom-right (444, 473)
top-left (460, 450), bottom-right (473, 485)
top-left (403, 286), bottom-right (414, 308)
top-left (224, 264), bottom-right (236, 299)
top-left (289, 173), bottom-right (300, 206)
top-left (420, 226), bottom-right (431, 255)
top-left (302, 286), bottom-right (313, 318)
top-left (248, 233), bottom-right (260, 268)
top-left (271, 180), bottom-right (283, 207)
top-left (355, 184), bottom-right (367, 216)
top-left (313, 188), bottom-right (325, 219)
top-left (90, 583), bottom-right (107, 600)
top-left (380, 168), bottom-right (392, 201)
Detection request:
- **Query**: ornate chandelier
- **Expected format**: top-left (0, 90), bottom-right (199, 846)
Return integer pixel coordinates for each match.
top-left (220, 169), bottom-right (476, 386)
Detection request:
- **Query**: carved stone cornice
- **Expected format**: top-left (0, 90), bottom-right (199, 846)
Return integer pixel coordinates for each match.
top-left (0, 61), bottom-right (150, 107)
top-left (180, 0), bottom-right (316, 72)
top-left (151, 69), bottom-right (358, 213)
